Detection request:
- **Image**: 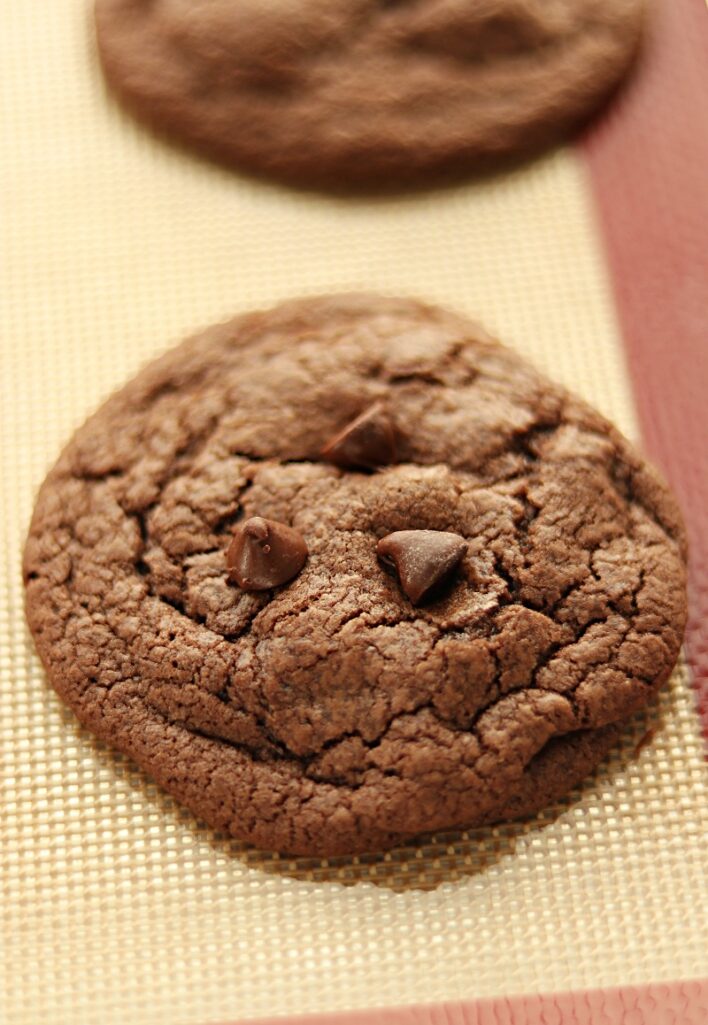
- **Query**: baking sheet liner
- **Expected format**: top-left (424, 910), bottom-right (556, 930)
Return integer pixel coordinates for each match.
top-left (2, 3), bottom-right (707, 1024)
top-left (583, 0), bottom-right (708, 742)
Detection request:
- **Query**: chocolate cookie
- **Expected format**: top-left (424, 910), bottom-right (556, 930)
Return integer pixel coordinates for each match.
top-left (24, 295), bottom-right (687, 855)
top-left (95, 0), bottom-right (645, 189)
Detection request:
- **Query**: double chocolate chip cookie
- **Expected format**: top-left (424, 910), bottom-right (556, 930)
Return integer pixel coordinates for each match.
top-left (95, 0), bottom-right (645, 188)
top-left (24, 295), bottom-right (687, 855)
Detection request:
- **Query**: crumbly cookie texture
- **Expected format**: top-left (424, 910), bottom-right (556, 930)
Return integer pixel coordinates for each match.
top-left (95, 0), bottom-right (645, 188)
top-left (24, 295), bottom-right (687, 855)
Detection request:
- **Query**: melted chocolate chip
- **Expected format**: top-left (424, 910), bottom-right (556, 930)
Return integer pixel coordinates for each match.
top-left (227, 516), bottom-right (308, 591)
top-left (377, 529), bottom-right (467, 605)
top-left (321, 401), bottom-right (397, 470)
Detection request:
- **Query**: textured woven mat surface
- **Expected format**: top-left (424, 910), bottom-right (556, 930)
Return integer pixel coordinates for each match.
top-left (2, 3), bottom-right (707, 1024)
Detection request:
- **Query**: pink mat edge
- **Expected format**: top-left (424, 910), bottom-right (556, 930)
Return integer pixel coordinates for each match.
top-left (225, 978), bottom-right (708, 1025)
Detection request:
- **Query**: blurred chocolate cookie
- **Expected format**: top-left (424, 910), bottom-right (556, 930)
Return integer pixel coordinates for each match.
top-left (95, 0), bottom-right (645, 188)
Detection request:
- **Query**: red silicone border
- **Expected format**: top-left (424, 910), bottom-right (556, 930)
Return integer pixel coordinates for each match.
top-left (232, 980), bottom-right (708, 1025)
top-left (583, 0), bottom-right (708, 740)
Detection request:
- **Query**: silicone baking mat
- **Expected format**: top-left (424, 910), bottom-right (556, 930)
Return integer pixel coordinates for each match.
top-left (2, 2), bottom-right (707, 1024)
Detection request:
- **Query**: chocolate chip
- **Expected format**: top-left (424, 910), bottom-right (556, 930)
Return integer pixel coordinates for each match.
top-left (377, 530), bottom-right (467, 605)
top-left (227, 516), bottom-right (308, 591)
top-left (321, 401), bottom-right (396, 470)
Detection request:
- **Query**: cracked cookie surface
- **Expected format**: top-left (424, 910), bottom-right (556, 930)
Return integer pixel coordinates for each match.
top-left (24, 294), bottom-right (687, 855)
top-left (95, 0), bottom-right (645, 188)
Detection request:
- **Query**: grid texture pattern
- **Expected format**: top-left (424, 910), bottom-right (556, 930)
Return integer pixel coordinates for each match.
top-left (2, 3), bottom-right (707, 1025)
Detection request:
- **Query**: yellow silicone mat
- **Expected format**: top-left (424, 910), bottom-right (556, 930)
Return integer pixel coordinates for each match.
top-left (2, 3), bottom-right (707, 1024)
